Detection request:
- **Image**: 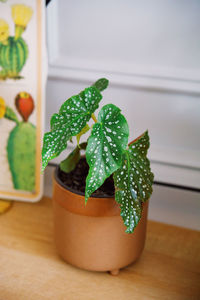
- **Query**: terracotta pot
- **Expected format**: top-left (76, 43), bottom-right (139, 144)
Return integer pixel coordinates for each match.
top-left (53, 167), bottom-right (148, 275)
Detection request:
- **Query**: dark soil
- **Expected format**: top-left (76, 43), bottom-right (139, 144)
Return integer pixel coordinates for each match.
top-left (57, 157), bottom-right (115, 197)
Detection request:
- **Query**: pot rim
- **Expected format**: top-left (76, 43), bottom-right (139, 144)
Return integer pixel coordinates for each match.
top-left (54, 165), bottom-right (114, 199)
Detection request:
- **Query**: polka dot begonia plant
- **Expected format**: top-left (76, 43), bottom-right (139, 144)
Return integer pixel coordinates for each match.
top-left (42, 78), bottom-right (154, 233)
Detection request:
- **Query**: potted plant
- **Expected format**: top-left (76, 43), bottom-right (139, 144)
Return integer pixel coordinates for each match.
top-left (42, 78), bottom-right (154, 275)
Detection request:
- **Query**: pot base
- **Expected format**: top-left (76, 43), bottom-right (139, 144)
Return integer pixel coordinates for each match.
top-left (110, 269), bottom-right (120, 276)
top-left (53, 198), bottom-right (148, 273)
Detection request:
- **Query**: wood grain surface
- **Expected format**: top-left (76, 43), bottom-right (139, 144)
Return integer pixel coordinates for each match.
top-left (0, 196), bottom-right (199, 300)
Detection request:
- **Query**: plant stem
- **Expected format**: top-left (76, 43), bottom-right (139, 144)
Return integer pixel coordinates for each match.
top-left (15, 25), bottom-right (25, 40)
top-left (91, 113), bottom-right (97, 123)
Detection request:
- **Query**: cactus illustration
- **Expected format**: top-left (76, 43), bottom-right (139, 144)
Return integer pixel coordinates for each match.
top-left (0, 19), bottom-right (9, 43)
top-left (0, 93), bottom-right (36, 191)
top-left (0, 36), bottom-right (28, 79)
top-left (15, 91), bottom-right (34, 121)
top-left (7, 122), bottom-right (36, 191)
top-left (0, 5), bottom-right (33, 80)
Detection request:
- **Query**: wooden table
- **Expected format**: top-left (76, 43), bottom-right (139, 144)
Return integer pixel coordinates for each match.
top-left (0, 196), bottom-right (199, 300)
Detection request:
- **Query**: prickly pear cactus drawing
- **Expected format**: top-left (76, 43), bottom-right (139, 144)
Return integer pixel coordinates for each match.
top-left (0, 93), bottom-right (36, 191)
top-left (0, 5), bottom-right (33, 80)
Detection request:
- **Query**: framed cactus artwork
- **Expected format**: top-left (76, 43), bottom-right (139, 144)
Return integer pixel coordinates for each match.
top-left (0, 0), bottom-right (46, 202)
top-left (0, 2), bottom-right (35, 80)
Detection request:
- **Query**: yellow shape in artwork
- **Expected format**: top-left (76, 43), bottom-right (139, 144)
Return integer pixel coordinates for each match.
top-left (0, 97), bottom-right (6, 118)
top-left (12, 4), bottom-right (33, 28)
top-left (0, 19), bottom-right (9, 43)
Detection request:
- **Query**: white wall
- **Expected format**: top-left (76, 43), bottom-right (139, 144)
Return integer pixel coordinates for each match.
top-left (45, 0), bottom-right (200, 229)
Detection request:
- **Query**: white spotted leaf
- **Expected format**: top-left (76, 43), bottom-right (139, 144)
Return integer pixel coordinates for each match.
top-left (113, 131), bottom-right (154, 233)
top-left (42, 86), bottom-right (102, 170)
top-left (85, 104), bottom-right (129, 203)
top-left (92, 78), bottom-right (109, 92)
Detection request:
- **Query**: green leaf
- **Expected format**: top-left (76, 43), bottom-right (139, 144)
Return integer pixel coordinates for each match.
top-left (128, 131), bottom-right (154, 203)
top-left (58, 87), bottom-right (102, 135)
top-left (42, 115), bottom-right (71, 171)
top-left (42, 86), bottom-right (102, 170)
top-left (92, 78), bottom-right (109, 92)
top-left (85, 104), bottom-right (129, 203)
top-left (60, 142), bottom-right (87, 173)
top-left (113, 131), bottom-right (154, 233)
top-left (5, 107), bottom-right (19, 124)
top-left (114, 151), bottom-right (142, 233)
